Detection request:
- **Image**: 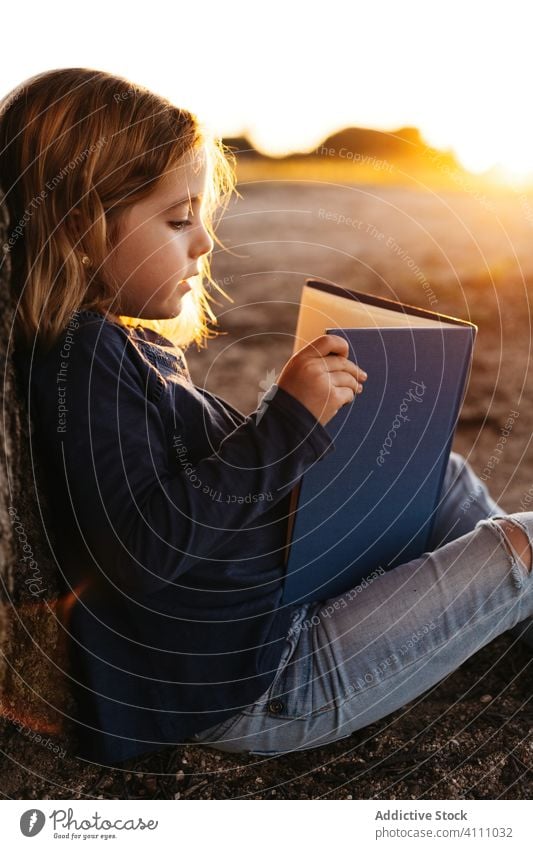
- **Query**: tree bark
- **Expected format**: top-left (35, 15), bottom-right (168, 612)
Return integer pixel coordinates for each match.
top-left (0, 189), bottom-right (76, 756)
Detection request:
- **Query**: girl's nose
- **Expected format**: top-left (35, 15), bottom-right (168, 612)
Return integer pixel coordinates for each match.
top-left (190, 220), bottom-right (214, 261)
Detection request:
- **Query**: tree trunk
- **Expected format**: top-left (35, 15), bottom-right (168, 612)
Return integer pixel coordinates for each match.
top-left (0, 189), bottom-right (77, 757)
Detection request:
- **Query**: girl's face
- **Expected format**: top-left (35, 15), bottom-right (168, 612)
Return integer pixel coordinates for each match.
top-left (103, 146), bottom-right (214, 319)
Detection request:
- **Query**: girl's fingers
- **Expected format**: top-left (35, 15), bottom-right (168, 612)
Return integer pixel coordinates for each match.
top-left (337, 386), bottom-right (359, 407)
top-left (324, 354), bottom-right (367, 382)
top-left (331, 373), bottom-right (364, 394)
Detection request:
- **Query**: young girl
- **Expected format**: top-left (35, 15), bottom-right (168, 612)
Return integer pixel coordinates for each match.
top-left (3, 68), bottom-right (533, 766)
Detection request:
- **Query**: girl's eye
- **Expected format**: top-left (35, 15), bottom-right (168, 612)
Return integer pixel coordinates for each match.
top-left (169, 220), bottom-right (191, 232)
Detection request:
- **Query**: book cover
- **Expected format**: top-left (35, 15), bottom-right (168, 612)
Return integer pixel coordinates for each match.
top-left (281, 280), bottom-right (477, 606)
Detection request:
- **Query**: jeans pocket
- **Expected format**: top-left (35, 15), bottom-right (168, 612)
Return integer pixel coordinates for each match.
top-left (267, 643), bottom-right (313, 718)
top-left (233, 605), bottom-right (310, 718)
top-left (246, 605), bottom-right (315, 719)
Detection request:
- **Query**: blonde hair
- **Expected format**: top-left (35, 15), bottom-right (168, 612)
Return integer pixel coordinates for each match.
top-left (0, 67), bottom-right (238, 354)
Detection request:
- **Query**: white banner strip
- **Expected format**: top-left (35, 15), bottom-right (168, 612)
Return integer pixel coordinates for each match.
top-left (2, 799), bottom-right (531, 848)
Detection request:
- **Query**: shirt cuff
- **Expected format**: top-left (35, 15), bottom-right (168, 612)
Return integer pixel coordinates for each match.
top-left (257, 384), bottom-right (336, 460)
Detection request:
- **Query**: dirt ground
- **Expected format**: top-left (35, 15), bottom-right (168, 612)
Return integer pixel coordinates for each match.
top-left (2, 176), bottom-right (532, 800)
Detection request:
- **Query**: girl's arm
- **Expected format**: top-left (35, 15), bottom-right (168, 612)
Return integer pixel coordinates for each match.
top-left (30, 319), bottom-right (335, 596)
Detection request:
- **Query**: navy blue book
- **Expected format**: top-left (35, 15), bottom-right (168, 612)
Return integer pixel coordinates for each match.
top-left (281, 279), bottom-right (477, 605)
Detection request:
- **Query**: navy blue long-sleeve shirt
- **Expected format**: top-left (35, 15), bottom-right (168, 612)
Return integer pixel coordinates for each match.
top-left (13, 309), bottom-right (335, 765)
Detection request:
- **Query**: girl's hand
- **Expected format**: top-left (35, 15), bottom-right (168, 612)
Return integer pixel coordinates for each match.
top-left (276, 334), bottom-right (368, 427)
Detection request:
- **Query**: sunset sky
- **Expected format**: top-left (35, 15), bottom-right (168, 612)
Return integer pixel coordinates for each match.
top-left (2, 0), bottom-right (532, 181)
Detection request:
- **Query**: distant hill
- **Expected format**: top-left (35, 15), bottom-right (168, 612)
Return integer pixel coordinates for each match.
top-left (223, 126), bottom-right (459, 170)
top-left (221, 136), bottom-right (259, 156)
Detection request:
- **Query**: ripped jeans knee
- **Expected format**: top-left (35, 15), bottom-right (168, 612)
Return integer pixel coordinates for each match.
top-left (476, 512), bottom-right (533, 590)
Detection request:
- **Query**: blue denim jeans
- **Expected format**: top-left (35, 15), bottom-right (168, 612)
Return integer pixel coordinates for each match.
top-left (188, 451), bottom-right (533, 755)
